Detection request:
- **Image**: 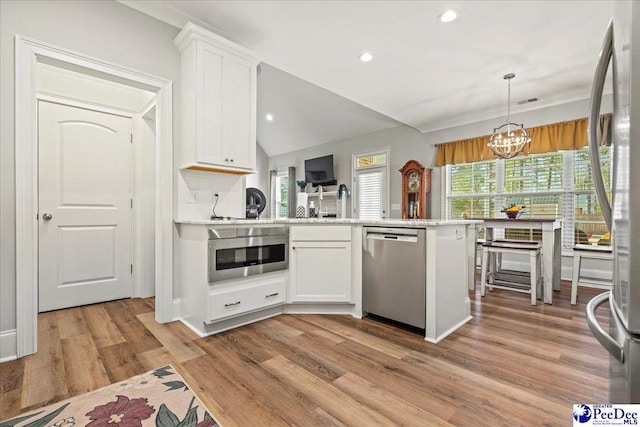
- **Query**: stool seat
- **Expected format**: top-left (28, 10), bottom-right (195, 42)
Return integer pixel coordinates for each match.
top-left (571, 245), bottom-right (613, 305)
top-left (480, 240), bottom-right (542, 305)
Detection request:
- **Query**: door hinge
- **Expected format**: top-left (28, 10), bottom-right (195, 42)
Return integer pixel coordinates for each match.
top-left (131, 198), bottom-right (133, 209)
top-left (130, 133), bottom-right (133, 144)
top-left (130, 264), bottom-right (133, 274)
top-left (36, 213), bottom-right (39, 220)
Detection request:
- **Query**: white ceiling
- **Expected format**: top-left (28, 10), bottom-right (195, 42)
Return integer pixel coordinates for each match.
top-left (257, 64), bottom-right (401, 156)
top-left (121, 0), bottom-right (614, 154)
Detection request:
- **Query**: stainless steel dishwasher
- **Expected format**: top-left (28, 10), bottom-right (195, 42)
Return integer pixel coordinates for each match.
top-left (362, 227), bottom-right (426, 328)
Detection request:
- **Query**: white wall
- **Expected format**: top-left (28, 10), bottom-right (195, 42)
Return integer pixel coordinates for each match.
top-left (269, 125), bottom-right (430, 219)
top-left (177, 171), bottom-right (245, 219)
top-left (246, 142), bottom-right (270, 218)
top-left (0, 0), bottom-right (181, 342)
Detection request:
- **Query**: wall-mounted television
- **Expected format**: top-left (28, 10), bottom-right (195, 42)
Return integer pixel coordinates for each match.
top-left (305, 154), bottom-right (337, 187)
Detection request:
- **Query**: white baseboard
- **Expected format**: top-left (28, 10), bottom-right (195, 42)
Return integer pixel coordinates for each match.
top-left (0, 329), bottom-right (17, 363)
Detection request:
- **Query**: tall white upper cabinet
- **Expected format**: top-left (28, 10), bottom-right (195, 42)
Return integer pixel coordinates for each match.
top-left (175, 23), bottom-right (258, 173)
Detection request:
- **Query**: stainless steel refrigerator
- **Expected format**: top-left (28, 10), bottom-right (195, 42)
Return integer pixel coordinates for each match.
top-left (586, 0), bottom-right (640, 404)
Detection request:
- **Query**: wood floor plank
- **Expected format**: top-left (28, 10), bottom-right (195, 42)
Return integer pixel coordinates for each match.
top-left (0, 358), bottom-right (25, 420)
top-left (136, 313), bottom-right (205, 362)
top-left (2, 283), bottom-right (610, 427)
top-left (97, 342), bottom-right (146, 384)
top-left (183, 354), bottom-right (289, 426)
top-left (135, 347), bottom-right (178, 371)
top-left (261, 355), bottom-right (397, 426)
top-left (20, 312), bottom-right (68, 409)
top-left (299, 314), bottom-right (410, 359)
top-left (60, 334), bottom-right (110, 396)
top-left (197, 334), bottom-right (339, 425)
top-left (292, 332), bottom-right (460, 422)
top-left (333, 372), bottom-right (455, 427)
top-left (56, 307), bottom-right (89, 339)
top-left (80, 304), bottom-right (125, 348)
top-left (247, 320), bottom-right (348, 382)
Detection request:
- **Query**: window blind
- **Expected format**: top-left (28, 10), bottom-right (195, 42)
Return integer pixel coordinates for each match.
top-left (445, 149), bottom-right (612, 249)
top-left (357, 170), bottom-right (382, 220)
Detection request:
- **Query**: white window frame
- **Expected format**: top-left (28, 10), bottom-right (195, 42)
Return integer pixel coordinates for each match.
top-left (443, 148), bottom-right (612, 252)
top-left (352, 148), bottom-right (390, 220)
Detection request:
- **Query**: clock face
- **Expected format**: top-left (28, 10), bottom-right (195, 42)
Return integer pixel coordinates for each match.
top-left (408, 172), bottom-right (419, 191)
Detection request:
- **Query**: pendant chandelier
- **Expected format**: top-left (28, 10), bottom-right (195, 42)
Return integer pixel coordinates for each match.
top-left (488, 73), bottom-right (531, 159)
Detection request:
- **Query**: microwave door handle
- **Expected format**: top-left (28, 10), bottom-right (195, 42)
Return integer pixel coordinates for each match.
top-left (588, 20), bottom-right (613, 231)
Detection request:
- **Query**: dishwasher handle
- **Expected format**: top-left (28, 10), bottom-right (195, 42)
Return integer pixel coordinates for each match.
top-left (367, 233), bottom-right (418, 243)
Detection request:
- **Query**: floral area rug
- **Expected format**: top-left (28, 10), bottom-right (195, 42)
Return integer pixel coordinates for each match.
top-left (1, 365), bottom-right (219, 427)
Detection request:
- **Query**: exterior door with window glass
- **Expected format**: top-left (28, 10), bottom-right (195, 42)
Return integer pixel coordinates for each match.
top-left (354, 167), bottom-right (387, 220)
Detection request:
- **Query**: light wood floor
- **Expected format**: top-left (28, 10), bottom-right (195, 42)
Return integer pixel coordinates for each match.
top-left (1, 281), bottom-right (610, 426)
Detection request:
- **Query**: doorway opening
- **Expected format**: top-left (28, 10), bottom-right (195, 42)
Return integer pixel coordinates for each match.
top-left (15, 36), bottom-right (173, 358)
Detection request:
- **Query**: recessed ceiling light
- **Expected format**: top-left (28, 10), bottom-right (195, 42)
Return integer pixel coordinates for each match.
top-left (358, 51), bottom-right (374, 63)
top-left (438, 9), bottom-right (459, 23)
top-left (265, 113), bottom-right (274, 122)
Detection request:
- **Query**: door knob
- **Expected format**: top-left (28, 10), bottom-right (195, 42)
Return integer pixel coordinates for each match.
top-left (42, 213), bottom-right (53, 221)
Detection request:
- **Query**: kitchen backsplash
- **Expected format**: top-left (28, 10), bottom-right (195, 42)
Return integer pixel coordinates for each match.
top-left (177, 169), bottom-right (244, 219)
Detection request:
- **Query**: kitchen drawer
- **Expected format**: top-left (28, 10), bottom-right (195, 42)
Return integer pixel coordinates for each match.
top-left (207, 276), bottom-right (286, 322)
top-left (290, 225), bottom-right (351, 242)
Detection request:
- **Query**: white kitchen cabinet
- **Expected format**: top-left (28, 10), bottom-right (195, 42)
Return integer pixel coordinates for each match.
top-left (175, 23), bottom-right (257, 173)
top-left (207, 276), bottom-right (286, 322)
top-left (289, 226), bottom-right (352, 302)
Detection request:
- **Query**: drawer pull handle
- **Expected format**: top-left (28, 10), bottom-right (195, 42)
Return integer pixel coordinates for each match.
top-left (265, 292), bottom-right (279, 298)
top-left (224, 301), bottom-right (241, 308)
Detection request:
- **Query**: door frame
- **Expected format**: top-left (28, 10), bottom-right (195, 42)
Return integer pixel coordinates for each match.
top-left (15, 35), bottom-right (174, 357)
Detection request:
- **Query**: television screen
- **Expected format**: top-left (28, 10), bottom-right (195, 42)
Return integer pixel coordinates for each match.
top-left (305, 154), bottom-right (337, 187)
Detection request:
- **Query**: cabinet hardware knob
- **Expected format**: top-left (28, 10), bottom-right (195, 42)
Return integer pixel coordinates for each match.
top-left (225, 158), bottom-right (229, 162)
top-left (292, 246), bottom-right (296, 250)
top-left (224, 301), bottom-right (241, 308)
top-left (42, 213), bottom-right (53, 221)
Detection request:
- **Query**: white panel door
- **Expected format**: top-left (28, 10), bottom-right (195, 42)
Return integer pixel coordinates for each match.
top-left (38, 101), bottom-right (133, 312)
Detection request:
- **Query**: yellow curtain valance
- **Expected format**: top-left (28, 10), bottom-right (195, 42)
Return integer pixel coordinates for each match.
top-left (434, 114), bottom-right (611, 166)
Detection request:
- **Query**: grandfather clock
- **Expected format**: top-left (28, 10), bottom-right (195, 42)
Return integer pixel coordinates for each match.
top-left (400, 160), bottom-right (432, 219)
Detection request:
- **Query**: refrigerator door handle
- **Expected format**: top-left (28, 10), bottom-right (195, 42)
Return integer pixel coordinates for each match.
top-left (586, 291), bottom-right (624, 363)
top-left (587, 20), bottom-right (613, 231)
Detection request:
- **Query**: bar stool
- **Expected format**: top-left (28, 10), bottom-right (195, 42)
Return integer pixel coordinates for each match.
top-left (480, 240), bottom-right (543, 305)
top-left (571, 244), bottom-right (613, 305)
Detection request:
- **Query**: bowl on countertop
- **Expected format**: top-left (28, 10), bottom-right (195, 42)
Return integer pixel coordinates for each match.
top-left (501, 209), bottom-right (525, 219)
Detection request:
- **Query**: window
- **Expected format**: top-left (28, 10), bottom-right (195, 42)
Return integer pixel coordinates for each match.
top-left (573, 146), bottom-right (612, 245)
top-left (353, 149), bottom-right (389, 220)
top-left (445, 147), bottom-right (612, 249)
top-left (275, 172), bottom-right (289, 219)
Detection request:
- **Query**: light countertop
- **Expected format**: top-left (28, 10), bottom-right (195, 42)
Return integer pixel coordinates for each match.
top-left (174, 218), bottom-right (482, 227)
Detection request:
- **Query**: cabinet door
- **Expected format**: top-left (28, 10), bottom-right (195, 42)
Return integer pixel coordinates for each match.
top-left (290, 241), bottom-right (351, 302)
top-left (224, 55), bottom-right (256, 170)
top-left (198, 43), bottom-right (226, 165)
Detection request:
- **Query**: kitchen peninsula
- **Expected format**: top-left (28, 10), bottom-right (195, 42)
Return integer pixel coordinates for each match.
top-left (175, 219), bottom-right (480, 344)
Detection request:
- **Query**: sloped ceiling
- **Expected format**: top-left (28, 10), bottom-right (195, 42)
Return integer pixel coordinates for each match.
top-left (120, 0), bottom-right (614, 154)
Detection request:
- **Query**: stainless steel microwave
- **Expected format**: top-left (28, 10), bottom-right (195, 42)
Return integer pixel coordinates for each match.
top-left (207, 226), bottom-right (288, 283)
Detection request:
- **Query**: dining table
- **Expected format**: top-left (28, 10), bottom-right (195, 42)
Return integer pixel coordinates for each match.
top-left (469, 217), bottom-right (562, 304)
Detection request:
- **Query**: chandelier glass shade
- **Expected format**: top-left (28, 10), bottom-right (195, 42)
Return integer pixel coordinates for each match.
top-left (488, 73), bottom-right (532, 159)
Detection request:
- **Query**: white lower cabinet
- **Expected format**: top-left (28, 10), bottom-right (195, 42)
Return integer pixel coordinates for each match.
top-left (289, 226), bottom-right (352, 302)
top-left (207, 275), bottom-right (286, 322)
